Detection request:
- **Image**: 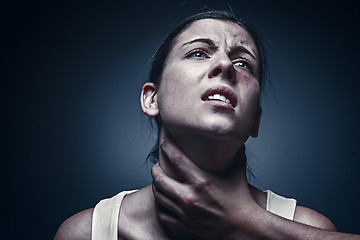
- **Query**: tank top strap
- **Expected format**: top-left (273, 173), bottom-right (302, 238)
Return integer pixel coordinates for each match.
top-left (91, 190), bottom-right (137, 240)
top-left (265, 189), bottom-right (297, 220)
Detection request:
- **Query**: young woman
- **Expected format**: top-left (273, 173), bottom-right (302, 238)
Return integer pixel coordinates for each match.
top-left (55, 10), bottom-right (337, 240)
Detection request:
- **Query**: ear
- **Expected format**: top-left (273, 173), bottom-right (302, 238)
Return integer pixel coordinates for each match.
top-left (140, 82), bottom-right (159, 117)
top-left (250, 106), bottom-right (262, 138)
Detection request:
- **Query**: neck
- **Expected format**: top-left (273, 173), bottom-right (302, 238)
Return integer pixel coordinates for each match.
top-left (156, 127), bottom-right (248, 240)
top-left (158, 126), bottom-right (247, 182)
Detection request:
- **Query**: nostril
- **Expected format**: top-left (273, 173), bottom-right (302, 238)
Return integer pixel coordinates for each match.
top-left (212, 68), bottom-right (222, 76)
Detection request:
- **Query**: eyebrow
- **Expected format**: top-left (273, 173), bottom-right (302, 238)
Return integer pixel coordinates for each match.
top-left (231, 45), bottom-right (257, 60)
top-left (182, 38), bottom-right (257, 60)
top-left (181, 38), bottom-right (216, 47)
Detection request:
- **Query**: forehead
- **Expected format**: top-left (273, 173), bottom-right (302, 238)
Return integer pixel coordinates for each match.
top-left (174, 19), bottom-right (258, 55)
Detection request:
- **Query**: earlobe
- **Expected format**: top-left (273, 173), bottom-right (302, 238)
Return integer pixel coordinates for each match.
top-left (251, 106), bottom-right (262, 138)
top-left (140, 82), bottom-right (160, 117)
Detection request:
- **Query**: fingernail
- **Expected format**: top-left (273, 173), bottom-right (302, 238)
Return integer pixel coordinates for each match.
top-left (159, 138), bottom-right (165, 146)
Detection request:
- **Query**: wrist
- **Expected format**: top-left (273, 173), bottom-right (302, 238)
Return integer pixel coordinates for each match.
top-left (226, 203), bottom-right (270, 240)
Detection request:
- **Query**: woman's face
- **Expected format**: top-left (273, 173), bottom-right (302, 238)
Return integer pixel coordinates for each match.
top-left (157, 19), bottom-right (261, 143)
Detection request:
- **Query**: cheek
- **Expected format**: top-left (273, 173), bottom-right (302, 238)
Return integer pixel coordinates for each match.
top-left (239, 74), bottom-right (260, 101)
top-left (239, 72), bottom-right (256, 85)
top-left (157, 73), bottom-right (187, 115)
top-left (159, 63), bottom-right (197, 100)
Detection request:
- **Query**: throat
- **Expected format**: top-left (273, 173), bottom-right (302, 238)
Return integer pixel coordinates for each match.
top-left (159, 128), bottom-right (244, 178)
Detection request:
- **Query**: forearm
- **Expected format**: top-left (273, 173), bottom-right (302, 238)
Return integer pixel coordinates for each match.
top-left (153, 139), bottom-right (359, 240)
top-left (268, 219), bottom-right (359, 240)
top-left (243, 210), bottom-right (360, 240)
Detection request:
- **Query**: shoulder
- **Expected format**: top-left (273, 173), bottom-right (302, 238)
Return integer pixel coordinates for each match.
top-left (254, 187), bottom-right (337, 231)
top-left (54, 208), bottom-right (94, 240)
top-left (294, 205), bottom-right (337, 231)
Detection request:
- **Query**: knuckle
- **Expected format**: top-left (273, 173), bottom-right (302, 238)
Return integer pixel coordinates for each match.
top-left (172, 153), bottom-right (183, 167)
top-left (150, 163), bottom-right (159, 177)
top-left (182, 193), bottom-right (198, 207)
top-left (153, 175), bottom-right (164, 186)
top-left (158, 212), bottom-right (167, 223)
top-left (194, 177), bottom-right (210, 189)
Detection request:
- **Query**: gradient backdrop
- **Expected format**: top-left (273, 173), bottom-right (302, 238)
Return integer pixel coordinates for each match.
top-left (5, 0), bottom-right (360, 238)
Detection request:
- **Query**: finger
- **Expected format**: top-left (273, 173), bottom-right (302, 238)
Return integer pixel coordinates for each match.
top-left (152, 183), bottom-right (186, 218)
top-left (151, 163), bottom-right (190, 202)
top-left (160, 138), bottom-right (203, 182)
top-left (157, 209), bottom-right (188, 232)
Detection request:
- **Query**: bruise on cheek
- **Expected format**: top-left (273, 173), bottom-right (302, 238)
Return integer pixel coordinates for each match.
top-left (238, 73), bottom-right (257, 87)
top-left (238, 73), bottom-right (261, 103)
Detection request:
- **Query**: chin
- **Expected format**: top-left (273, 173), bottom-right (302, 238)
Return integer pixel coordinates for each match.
top-left (196, 158), bottom-right (236, 173)
top-left (165, 118), bottom-right (250, 143)
top-left (198, 121), bottom-right (248, 140)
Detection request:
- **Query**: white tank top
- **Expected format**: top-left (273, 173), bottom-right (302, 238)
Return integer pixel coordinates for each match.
top-left (91, 189), bottom-right (296, 240)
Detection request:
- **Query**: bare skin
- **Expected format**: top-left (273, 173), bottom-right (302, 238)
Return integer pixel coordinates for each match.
top-left (150, 138), bottom-right (337, 239)
top-left (54, 18), bottom-right (356, 240)
top-left (54, 140), bottom-right (337, 240)
top-left (54, 182), bottom-right (336, 239)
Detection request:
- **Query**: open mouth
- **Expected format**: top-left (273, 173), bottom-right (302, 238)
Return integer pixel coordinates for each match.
top-left (201, 86), bottom-right (237, 108)
top-left (207, 94), bottom-right (231, 104)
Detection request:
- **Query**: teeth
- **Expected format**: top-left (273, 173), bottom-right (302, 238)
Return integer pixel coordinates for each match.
top-left (207, 94), bottom-right (231, 104)
top-left (214, 94), bottom-right (221, 100)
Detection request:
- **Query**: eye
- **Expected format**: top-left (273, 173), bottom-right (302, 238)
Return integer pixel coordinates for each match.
top-left (233, 59), bottom-right (253, 73)
top-left (185, 49), bottom-right (209, 59)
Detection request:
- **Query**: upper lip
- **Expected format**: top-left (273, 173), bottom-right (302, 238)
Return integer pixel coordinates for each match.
top-left (201, 85), bottom-right (237, 108)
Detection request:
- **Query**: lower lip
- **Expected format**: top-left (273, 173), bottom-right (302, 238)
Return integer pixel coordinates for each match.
top-left (205, 100), bottom-right (234, 110)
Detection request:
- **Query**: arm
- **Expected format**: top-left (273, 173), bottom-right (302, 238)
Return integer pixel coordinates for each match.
top-left (54, 208), bottom-right (93, 240)
top-left (152, 138), bottom-right (359, 240)
top-left (152, 139), bottom-right (258, 239)
top-left (257, 211), bottom-right (360, 240)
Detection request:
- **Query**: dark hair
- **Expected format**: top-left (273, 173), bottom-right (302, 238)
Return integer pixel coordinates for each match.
top-left (146, 10), bottom-right (268, 163)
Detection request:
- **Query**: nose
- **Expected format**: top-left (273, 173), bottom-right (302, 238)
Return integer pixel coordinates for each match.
top-left (208, 54), bottom-right (236, 83)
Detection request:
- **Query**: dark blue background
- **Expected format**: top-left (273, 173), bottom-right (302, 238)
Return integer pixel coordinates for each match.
top-left (4, 0), bottom-right (360, 239)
